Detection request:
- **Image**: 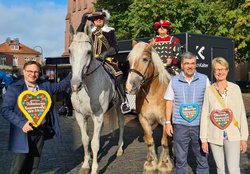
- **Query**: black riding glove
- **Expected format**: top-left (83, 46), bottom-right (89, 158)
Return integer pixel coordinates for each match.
top-left (98, 47), bottom-right (117, 61)
top-left (76, 13), bottom-right (89, 32)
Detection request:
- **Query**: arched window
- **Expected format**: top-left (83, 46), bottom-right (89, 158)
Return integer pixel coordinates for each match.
top-left (72, 0), bottom-right (76, 13)
top-left (78, 0), bottom-right (81, 11)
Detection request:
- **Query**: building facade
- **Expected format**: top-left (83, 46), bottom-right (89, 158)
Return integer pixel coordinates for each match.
top-left (62, 0), bottom-right (96, 56)
top-left (0, 37), bottom-right (42, 75)
top-left (45, 0), bottom-right (96, 82)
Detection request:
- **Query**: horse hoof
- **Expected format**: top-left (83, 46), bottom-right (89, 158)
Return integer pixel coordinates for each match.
top-left (144, 160), bottom-right (157, 172)
top-left (157, 164), bottom-right (174, 174)
top-left (79, 167), bottom-right (90, 174)
top-left (157, 170), bottom-right (175, 174)
top-left (157, 160), bottom-right (173, 174)
top-left (143, 169), bottom-right (155, 174)
top-left (116, 149), bottom-right (123, 157)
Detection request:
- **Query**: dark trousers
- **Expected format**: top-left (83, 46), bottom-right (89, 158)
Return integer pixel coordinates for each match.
top-left (10, 128), bottom-right (45, 174)
top-left (173, 124), bottom-right (209, 174)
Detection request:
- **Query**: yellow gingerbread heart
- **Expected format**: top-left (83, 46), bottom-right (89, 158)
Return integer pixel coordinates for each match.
top-left (18, 90), bottom-right (52, 127)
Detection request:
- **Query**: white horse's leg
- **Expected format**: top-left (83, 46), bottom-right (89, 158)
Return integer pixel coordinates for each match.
top-left (75, 112), bottom-right (90, 172)
top-left (90, 115), bottom-right (104, 174)
top-left (116, 103), bottom-right (124, 156)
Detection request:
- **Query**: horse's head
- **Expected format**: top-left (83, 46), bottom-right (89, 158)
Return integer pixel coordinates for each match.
top-left (69, 25), bottom-right (92, 92)
top-left (126, 41), bottom-right (155, 94)
top-left (126, 41), bottom-right (171, 94)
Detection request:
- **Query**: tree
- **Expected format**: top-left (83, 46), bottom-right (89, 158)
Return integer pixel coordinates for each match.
top-left (96, 0), bottom-right (250, 62)
top-left (95, 0), bottom-right (133, 39)
top-left (212, 0), bottom-right (250, 62)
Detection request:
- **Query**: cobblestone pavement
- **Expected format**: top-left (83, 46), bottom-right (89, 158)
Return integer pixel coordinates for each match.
top-left (0, 93), bottom-right (250, 174)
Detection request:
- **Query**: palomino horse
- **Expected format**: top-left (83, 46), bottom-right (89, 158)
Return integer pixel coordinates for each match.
top-left (126, 41), bottom-right (173, 173)
top-left (69, 27), bottom-right (124, 174)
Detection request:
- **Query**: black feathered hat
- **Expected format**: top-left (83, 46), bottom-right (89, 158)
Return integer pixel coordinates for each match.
top-left (87, 10), bottom-right (106, 21)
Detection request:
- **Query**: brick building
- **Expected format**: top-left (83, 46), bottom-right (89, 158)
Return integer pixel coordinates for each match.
top-left (62, 0), bottom-right (96, 56)
top-left (46, 0), bottom-right (96, 82)
top-left (0, 37), bottom-right (42, 75)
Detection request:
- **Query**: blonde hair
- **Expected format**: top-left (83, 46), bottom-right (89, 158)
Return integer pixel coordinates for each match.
top-left (212, 57), bottom-right (229, 71)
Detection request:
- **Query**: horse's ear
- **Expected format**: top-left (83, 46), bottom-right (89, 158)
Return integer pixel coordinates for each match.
top-left (132, 40), bottom-right (137, 47)
top-left (69, 24), bottom-right (75, 37)
top-left (145, 40), bottom-right (155, 51)
top-left (84, 24), bottom-right (92, 38)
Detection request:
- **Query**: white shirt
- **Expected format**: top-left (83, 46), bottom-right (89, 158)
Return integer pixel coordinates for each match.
top-left (164, 72), bottom-right (210, 101)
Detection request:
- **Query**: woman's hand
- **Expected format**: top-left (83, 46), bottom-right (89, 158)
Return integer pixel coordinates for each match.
top-left (240, 140), bottom-right (247, 153)
top-left (202, 142), bottom-right (209, 153)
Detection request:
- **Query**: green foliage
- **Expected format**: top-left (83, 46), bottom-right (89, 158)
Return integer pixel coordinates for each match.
top-left (212, 0), bottom-right (250, 62)
top-left (96, 0), bottom-right (250, 62)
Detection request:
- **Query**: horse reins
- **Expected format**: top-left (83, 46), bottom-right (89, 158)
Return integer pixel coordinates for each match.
top-left (80, 39), bottom-right (104, 77)
top-left (84, 59), bottom-right (103, 76)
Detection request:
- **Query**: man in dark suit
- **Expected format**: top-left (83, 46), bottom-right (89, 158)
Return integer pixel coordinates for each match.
top-left (1, 61), bottom-right (71, 174)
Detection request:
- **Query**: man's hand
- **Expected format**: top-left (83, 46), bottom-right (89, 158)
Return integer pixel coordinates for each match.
top-left (240, 140), bottom-right (247, 153)
top-left (165, 123), bottom-right (173, 137)
top-left (22, 121), bottom-right (34, 133)
top-left (202, 142), bottom-right (209, 153)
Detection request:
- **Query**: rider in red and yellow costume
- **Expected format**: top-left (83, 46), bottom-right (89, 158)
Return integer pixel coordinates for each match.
top-left (152, 19), bottom-right (182, 75)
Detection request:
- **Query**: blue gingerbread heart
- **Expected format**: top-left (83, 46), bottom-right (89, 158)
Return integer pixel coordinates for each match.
top-left (179, 104), bottom-right (200, 123)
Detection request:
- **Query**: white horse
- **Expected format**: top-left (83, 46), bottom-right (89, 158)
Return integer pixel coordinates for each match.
top-left (69, 27), bottom-right (124, 174)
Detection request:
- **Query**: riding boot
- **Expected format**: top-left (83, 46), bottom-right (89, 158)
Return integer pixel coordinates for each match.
top-left (116, 76), bottom-right (131, 114)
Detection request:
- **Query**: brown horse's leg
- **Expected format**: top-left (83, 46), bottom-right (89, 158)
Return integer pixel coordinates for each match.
top-left (139, 114), bottom-right (158, 172)
top-left (157, 125), bottom-right (174, 173)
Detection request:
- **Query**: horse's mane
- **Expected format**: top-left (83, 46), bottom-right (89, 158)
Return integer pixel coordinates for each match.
top-left (128, 42), bottom-right (171, 85)
top-left (69, 32), bottom-right (92, 53)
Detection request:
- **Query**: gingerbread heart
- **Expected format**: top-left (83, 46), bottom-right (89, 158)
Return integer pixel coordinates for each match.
top-left (180, 104), bottom-right (200, 123)
top-left (18, 90), bottom-right (52, 127)
top-left (210, 109), bottom-right (233, 130)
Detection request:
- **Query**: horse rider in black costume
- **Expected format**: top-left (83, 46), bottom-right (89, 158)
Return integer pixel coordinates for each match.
top-left (77, 10), bottom-right (131, 114)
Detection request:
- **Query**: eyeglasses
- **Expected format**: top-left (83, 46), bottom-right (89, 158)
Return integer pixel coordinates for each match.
top-left (214, 68), bottom-right (228, 72)
top-left (25, 70), bottom-right (40, 75)
top-left (183, 62), bottom-right (196, 66)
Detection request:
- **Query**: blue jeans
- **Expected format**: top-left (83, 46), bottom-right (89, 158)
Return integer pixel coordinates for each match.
top-left (173, 124), bottom-right (209, 174)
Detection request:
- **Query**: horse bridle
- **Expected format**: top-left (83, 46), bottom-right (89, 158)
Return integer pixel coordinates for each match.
top-left (80, 40), bottom-right (103, 77)
top-left (129, 53), bottom-right (159, 86)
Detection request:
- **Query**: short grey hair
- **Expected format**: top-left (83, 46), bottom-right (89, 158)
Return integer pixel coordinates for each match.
top-left (181, 52), bottom-right (196, 63)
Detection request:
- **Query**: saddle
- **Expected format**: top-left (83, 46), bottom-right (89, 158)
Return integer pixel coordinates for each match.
top-left (97, 59), bottom-right (131, 114)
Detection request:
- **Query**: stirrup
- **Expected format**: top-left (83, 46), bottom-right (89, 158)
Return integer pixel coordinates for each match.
top-left (120, 100), bottom-right (131, 114)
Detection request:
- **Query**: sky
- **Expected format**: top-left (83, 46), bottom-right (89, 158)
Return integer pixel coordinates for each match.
top-left (0, 0), bottom-right (67, 59)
